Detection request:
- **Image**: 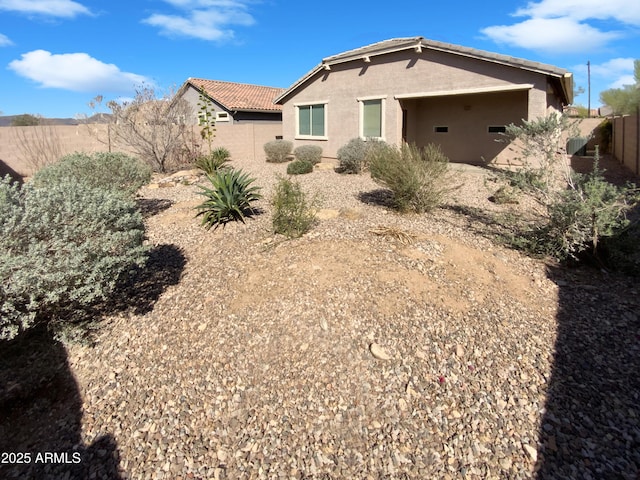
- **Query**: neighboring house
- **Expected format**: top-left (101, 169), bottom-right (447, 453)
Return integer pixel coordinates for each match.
top-left (274, 37), bottom-right (573, 164)
top-left (176, 78), bottom-right (284, 125)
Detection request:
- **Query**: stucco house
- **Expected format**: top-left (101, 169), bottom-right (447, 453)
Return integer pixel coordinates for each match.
top-left (177, 78), bottom-right (284, 125)
top-left (274, 37), bottom-right (573, 164)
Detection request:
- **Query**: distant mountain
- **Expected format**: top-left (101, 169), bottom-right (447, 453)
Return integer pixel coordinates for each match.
top-left (0, 114), bottom-right (112, 127)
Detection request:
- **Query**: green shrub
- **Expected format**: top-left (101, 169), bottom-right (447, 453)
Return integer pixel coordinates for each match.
top-left (369, 142), bottom-right (452, 213)
top-left (0, 177), bottom-right (147, 340)
top-left (294, 145), bottom-right (322, 165)
top-left (31, 151), bottom-right (152, 196)
top-left (264, 140), bottom-right (293, 163)
top-left (195, 168), bottom-right (262, 230)
top-left (271, 175), bottom-right (317, 238)
top-left (287, 159), bottom-right (313, 175)
top-left (195, 147), bottom-right (231, 175)
top-left (543, 160), bottom-right (637, 261)
top-left (336, 137), bottom-right (369, 174)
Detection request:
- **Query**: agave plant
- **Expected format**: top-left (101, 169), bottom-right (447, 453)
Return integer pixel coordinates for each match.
top-left (195, 168), bottom-right (262, 230)
top-left (194, 147), bottom-right (231, 175)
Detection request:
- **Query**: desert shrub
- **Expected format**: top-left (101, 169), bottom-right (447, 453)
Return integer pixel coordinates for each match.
top-left (287, 159), bottom-right (313, 175)
top-left (32, 151), bottom-right (152, 196)
top-left (336, 137), bottom-right (370, 174)
top-left (369, 142), bottom-right (452, 213)
top-left (542, 160), bottom-right (637, 261)
top-left (271, 175), bottom-right (318, 238)
top-left (264, 140), bottom-right (293, 163)
top-left (196, 168), bottom-right (262, 230)
top-left (195, 147), bottom-right (231, 175)
top-left (294, 145), bottom-right (322, 165)
top-left (0, 177), bottom-right (147, 340)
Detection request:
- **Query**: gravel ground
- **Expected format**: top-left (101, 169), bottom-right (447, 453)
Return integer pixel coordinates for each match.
top-left (1, 155), bottom-right (639, 479)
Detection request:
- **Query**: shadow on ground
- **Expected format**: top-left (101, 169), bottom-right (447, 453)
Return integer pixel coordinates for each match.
top-left (357, 188), bottom-right (394, 208)
top-left (0, 244), bottom-right (186, 479)
top-left (0, 326), bottom-right (123, 480)
top-left (536, 266), bottom-right (640, 478)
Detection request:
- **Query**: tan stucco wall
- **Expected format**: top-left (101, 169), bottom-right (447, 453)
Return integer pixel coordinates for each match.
top-left (612, 114), bottom-right (639, 174)
top-left (402, 90), bottom-right (527, 163)
top-left (0, 123), bottom-right (283, 176)
top-left (281, 49), bottom-right (558, 161)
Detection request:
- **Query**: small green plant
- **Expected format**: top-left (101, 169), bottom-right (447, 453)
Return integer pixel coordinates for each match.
top-left (369, 142), bottom-right (452, 213)
top-left (31, 151), bottom-right (152, 196)
top-left (271, 175), bottom-right (318, 238)
top-left (0, 176), bottom-right (147, 340)
top-left (195, 146), bottom-right (231, 175)
top-left (336, 137), bottom-right (370, 174)
top-left (287, 159), bottom-right (313, 175)
top-left (195, 168), bottom-right (262, 230)
top-left (264, 140), bottom-right (293, 163)
top-left (294, 145), bottom-right (322, 165)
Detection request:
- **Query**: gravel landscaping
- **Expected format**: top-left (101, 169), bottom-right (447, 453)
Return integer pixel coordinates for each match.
top-left (1, 154), bottom-right (639, 479)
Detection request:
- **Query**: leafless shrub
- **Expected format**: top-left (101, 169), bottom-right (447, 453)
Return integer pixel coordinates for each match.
top-left (11, 117), bottom-right (63, 173)
top-left (107, 86), bottom-right (195, 173)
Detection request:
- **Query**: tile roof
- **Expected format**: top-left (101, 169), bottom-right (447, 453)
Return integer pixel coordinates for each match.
top-left (275, 37), bottom-right (573, 105)
top-left (187, 78), bottom-right (284, 112)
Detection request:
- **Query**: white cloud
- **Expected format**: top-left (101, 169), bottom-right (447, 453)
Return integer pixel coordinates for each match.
top-left (482, 0), bottom-right (637, 52)
top-left (8, 50), bottom-right (150, 93)
top-left (0, 33), bottom-right (13, 46)
top-left (514, 0), bottom-right (640, 26)
top-left (481, 17), bottom-right (621, 53)
top-left (574, 58), bottom-right (637, 89)
top-left (0, 0), bottom-right (91, 18)
top-left (143, 0), bottom-right (255, 41)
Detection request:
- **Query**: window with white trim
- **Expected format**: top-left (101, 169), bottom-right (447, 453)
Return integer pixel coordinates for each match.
top-left (358, 97), bottom-right (385, 140)
top-left (216, 112), bottom-right (230, 122)
top-left (296, 103), bottom-right (326, 138)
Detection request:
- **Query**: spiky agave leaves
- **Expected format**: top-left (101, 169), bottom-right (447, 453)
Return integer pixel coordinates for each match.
top-left (195, 168), bottom-right (262, 230)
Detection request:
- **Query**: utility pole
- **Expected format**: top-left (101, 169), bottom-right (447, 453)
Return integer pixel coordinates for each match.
top-left (587, 60), bottom-right (591, 118)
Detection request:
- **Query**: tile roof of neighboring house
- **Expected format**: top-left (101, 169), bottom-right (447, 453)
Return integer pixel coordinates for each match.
top-left (275, 36), bottom-right (573, 105)
top-left (186, 78), bottom-right (285, 112)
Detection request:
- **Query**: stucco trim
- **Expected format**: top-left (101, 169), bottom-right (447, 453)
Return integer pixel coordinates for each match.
top-left (394, 83), bottom-right (534, 99)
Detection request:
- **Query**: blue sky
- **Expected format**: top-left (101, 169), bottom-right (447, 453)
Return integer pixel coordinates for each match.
top-left (0, 0), bottom-right (638, 118)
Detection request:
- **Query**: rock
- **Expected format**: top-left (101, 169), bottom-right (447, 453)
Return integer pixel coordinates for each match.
top-left (315, 209), bottom-right (340, 220)
top-left (216, 449), bottom-right (228, 463)
top-left (339, 208), bottom-right (362, 220)
top-left (455, 345), bottom-right (464, 358)
top-left (370, 343), bottom-right (392, 360)
top-left (522, 443), bottom-right (537, 462)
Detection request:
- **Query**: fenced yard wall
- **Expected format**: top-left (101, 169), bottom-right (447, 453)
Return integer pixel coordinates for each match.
top-left (612, 113), bottom-right (640, 175)
top-left (0, 123), bottom-right (283, 176)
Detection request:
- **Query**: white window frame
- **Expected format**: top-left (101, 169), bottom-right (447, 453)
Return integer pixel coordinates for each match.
top-left (357, 95), bottom-right (386, 141)
top-left (216, 111), bottom-right (230, 122)
top-left (294, 101), bottom-right (328, 140)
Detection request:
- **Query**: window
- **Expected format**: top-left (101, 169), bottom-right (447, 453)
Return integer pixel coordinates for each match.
top-left (358, 96), bottom-right (385, 140)
top-left (296, 103), bottom-right (327, 138)
top-left (434, 126), bottom-right (449, 133)
top-left (216, 112), bottom-right (230, 122)
top-left (488, 125), bottom-right (506, 134)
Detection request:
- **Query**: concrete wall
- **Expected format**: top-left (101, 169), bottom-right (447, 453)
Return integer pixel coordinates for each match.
top-left (612, 114), bottom-right (640, 175)
top-left (0, 123), bottom-right (283, 177)
top-left (280, 48), bottom-right (558, 161)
